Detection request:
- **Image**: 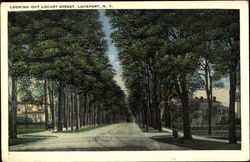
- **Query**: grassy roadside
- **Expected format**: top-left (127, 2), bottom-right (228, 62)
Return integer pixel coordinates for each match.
top-left (17, 124), bottom-right (46, 134)
top-left (79, 124), bottom-right (109, 132)
top-left (151, 136), bottom-right (241, 150)
top-left (53, 124), bottom-right (110, 133)
top-left (137, 123), bottom-right (165, 133)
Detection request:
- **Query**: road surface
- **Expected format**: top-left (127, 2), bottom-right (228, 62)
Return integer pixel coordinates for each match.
top-left (10, 123), bottom-right (190, 151)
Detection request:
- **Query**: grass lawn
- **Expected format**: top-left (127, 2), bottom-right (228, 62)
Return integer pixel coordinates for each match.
top-left (17, 124), bottom-right (46, 134)
top-left (78, 124), bottom-right (109, 132)
top-left (208, 136), bottom-right (241, 141)
top-left (174, 125), bottom-right (241, 131)
top-left (151, 136), bottom-right (241, 150)
top-left (137, 124), bottom-right (165, 133)
top-left (142, 126), bottom-right (161, 133)
top-left (54, 124), bottom-right (110, 133)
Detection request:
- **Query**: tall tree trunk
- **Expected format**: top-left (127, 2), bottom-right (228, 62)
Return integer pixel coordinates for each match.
top-left (140, 101), bottom-right (144, 128)
top-left (44, 79), bottom-right (49, 130)
top-left (152, 71), bottom-right (162, 131)
top-left (146, 67), bottom-right (153, 128)
top-left (175, 76), bottom-right (192, 139)
top-left (157, 107), bottom-right (162, 131)
top-left (48, 81), bottom-right (55, 131)
top-left (204, 60), bottom-right (212, 136)
top-left (57, 82), bottom-right (64, 132)
top-left (10, 77), bottom-right (17, 139)
top-left (96, 102), bottom-right (100, 125)
top-left (103, 110), bottom-right (106, 124)
top-left (229, 68), bottom-right (237, 143)
top-left (79, 94), bottom-right (83, 127)
top-left (91, 103), bottom-right (94, 125)
top-left (144, 98), bottom-right (149, 132)
top-left (67, 92), bottom-right (70, 129)
top-left (88, 94), bottom-right (92, 125)
top-left (99, 104), bottom-right (102, 124)
top-left (94, 102), bottom-right (98, 125)
top-left (75, 90), bottom-right (80, 131)
top-left (164, 98), bottom-right (171, 128)
top-left (71, 91), bottom-right (74, 132)
top-left (83, 94), bottom-right (87, 127)
top-left (64, 88), bottom-right (68, 130)
top-left (9, 78), bottom-right (13, 139)
top-left (180, 78), bottom-right (192, 139)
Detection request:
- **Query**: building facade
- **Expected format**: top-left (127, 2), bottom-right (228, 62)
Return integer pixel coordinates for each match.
top-left (17, 101), bottom-right (51, 123)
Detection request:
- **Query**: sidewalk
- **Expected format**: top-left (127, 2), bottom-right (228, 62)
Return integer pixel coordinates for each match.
top-left (162, 127), bottom-right (241, 144)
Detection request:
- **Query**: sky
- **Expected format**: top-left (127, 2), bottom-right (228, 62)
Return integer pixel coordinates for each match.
top-left (98, 10), bottom-right (127, 93)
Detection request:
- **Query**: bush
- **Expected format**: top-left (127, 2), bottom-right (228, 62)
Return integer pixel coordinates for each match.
top-left (16, 117), bottom-right (33, 124)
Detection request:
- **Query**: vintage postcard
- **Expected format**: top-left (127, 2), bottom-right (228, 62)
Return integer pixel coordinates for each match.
top-left (1, 1), bottom-right (249, 161)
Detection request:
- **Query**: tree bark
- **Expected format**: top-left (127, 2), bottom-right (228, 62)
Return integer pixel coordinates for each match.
top-left (75, 90), bottom-right (80, 131)
top-left (152, 71), bottom-right (162, 131)
top-left (146, 67), bottom-right (153, 128)
top-left (96, 102), bottom-right (100, 125)
top-left (48, 81), bottom-right (55, 131)
top-left (164, 98), bottom-right (171, 128)
top-left (79, 94), bottom-right (83, 127)
top-left (83, 94), bottom-right (87, 127)
top-left (229, 68), bottom-right (237, 143)
top-left (64, 88), bottom-right (68, 130)
top-left (93, 102), bottom-right (97, 125)
top-left (175, 76), bottom-right (192, 139)
top-left (70, 91), bottom-right (74, 132)
top-left (67, 90), bottom-right (71, 128)
top-left (204, 60), bottom-right (212, 136)
top-left (10, 77), bottom-right (17, 139)
top-left (57, 82), bottom-right (64, 132)
top-left (44, 79), bottom-right (49, 130)
top-left (88, 94), bottom-right (92, 125)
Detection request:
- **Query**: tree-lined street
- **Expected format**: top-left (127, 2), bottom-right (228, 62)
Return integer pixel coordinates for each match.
top-left (8, 9), bottom-right (241, 151)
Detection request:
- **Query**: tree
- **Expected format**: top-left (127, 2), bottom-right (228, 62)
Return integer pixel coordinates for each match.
top-left (107, 10), bottom-right (239, 141)
top-left (106, 10), bottom-right (172, 132)
top-left (9, 10), bottom-right (128, 136)
top-left (212, 10), bottom-right (240, 143)
top-left (8, 12), bottom-right (32, 139)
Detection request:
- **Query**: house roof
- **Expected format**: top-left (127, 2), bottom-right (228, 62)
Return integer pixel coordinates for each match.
top-left (23, 111), bottom-right (44, 114)
top-left (17, 101), bottom-right (50, 106)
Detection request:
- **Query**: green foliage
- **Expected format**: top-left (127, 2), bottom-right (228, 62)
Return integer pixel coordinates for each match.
top-left (106, 10), bottom-right (240, 135)
top-left (17, 77), bottom-right (33, 102)
top-left (9, 10), bottom-right (128, 126)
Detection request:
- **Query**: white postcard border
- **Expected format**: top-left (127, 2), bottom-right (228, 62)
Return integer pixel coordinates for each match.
top-left (1, 1), bottom-right (249, 161)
